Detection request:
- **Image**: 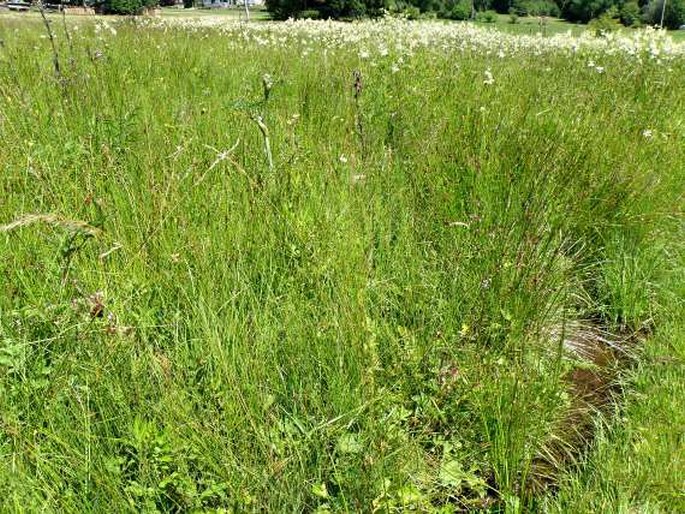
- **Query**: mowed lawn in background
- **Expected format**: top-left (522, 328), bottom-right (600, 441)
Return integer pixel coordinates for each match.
top-left (159, 6), bottom-right (272, 21)
top-left (0, 14), bottom-right (683, 512)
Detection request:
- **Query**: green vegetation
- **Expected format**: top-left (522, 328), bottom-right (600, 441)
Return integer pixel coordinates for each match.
top-left (265, 0), bottom-right (387, 20)
top-left (102, 0), bottom-right (158, 15)
top-left (52, 0), bottom-right (158, 15)
top-left (265, 0), bottom-right (685, 30)
top-left (478, 13), bottom-right (589, 36)
top-left (551, 320), bottom-right (685, 512)
top-left (0, 14), bottom-right (683, 512)
top-left (159, 6), bottom-right (271, 20)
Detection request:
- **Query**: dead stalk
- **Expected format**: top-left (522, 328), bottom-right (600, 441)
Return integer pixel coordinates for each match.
top-left (38, 2), bottom-right (62, 79)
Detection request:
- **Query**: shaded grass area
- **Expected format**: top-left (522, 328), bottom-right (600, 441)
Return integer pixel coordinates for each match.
top-left (0, 16), bottom-right (683, 512)
top-left (483, 14), bottom-right (685, 42)
top-left (547, 241), bottom-right (685, 512)
top-left (474, 14), bottom-right (588, 37)
top-left (159, 6), bottom-right (272, 21)
top-left (547, 338), bottom-right (685, 511)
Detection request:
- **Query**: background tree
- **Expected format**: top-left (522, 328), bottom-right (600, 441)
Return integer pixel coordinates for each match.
top-left (101, 0), bottom-right (158, 14)
top-left (643, 0), bottom-right (685, 28)
top-left (264, 0), bottom-right (304, 19)
top-left (266, 0), bottom-right (387, 18)
top-left (619, 0), bottom-right (641, 25)
top-left (560, 0), bottom-right (614, 22)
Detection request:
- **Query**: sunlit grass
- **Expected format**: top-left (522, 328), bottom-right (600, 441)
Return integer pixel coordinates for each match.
top-left (0, 15), bottom-right (683, 512)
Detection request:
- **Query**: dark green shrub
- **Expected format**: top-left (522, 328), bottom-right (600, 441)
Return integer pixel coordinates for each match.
top-left (103, 0), bottom-right (153, 14)
top-left (512, 0), bottom-right (560, 17)
top-left (264, 0), bottom-right (303, 19)
top-left (299, 8), bottom-right (321, 18)
top-left (476, 8), bottom-right (498, 21)
top-left (440, 0), bottom-right (472, 19)
top-left (402, 4), bottom-right (422, 18)
top-left (508, 7), bottom-right (520, 22)
top-left (266, 0), bottom-right (387, 19)
top-left (619, 1), bottom-right (641, 26)
top-left (561, 0), bottom-right (615, 23)
top-left (588, 7), bottom-right (621, 35)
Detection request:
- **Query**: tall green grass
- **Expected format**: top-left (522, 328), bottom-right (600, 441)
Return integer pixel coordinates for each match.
top-left (0, 16), bottom-right (683, 512)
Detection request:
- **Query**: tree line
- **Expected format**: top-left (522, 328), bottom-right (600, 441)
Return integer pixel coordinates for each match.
top-left (55, 0), bottom-right (685, 29)
top-left (265, 0), bottom-right (685, 29)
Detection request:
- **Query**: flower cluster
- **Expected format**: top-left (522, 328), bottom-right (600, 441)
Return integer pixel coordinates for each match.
top-left (136, 16), bottom-right (685, 63)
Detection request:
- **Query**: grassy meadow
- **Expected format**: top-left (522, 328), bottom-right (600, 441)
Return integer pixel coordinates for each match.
top-left (0, 13), bottom-right (684, 512)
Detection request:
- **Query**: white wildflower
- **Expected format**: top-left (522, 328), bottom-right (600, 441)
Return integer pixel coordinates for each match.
top-left (483, 69), bottom-right (495, 85)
